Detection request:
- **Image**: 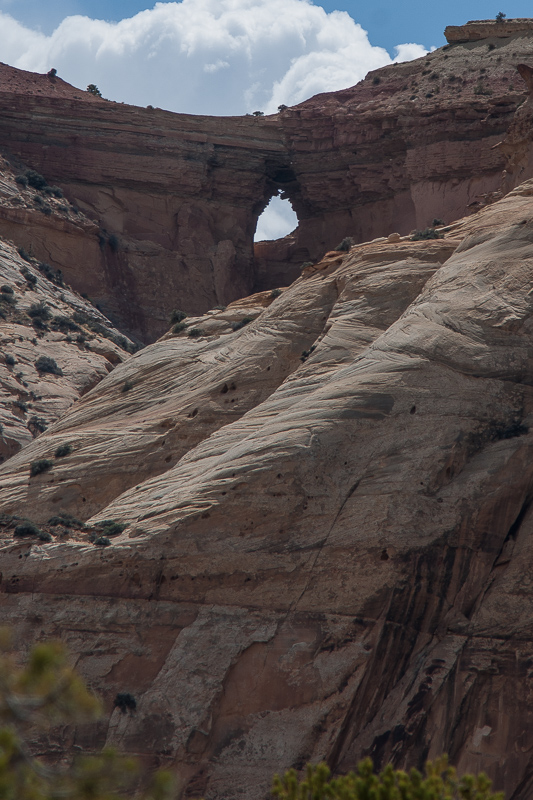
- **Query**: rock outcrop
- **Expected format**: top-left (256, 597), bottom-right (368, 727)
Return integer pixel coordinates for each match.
top-left (1, 21), bottom-right (533, 341)
top-left (0, 160), bottom-right (135, 461)
top-left (4, 177), bottom-right (533, 795)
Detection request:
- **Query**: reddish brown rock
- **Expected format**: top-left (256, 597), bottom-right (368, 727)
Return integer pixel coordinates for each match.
top-left (0, 29), bottom-right (532, 341)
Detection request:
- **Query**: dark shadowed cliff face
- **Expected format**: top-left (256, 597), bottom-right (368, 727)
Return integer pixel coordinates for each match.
top-left (2, 19), bottom-right (533, 341)
top-left (3, 179), bottom-right (533, 796)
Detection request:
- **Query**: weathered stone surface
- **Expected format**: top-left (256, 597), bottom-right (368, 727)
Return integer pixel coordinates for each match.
top-left (4, 180), bottom-right (533, 796)
top-left (1, 30), bottom-right (533, 340)
top-left (445, 18), bottom-right (533, 43)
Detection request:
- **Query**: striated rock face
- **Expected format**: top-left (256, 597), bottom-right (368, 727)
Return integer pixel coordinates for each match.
top-left (4, 181), bottom-right (533, 796)
top-left (2, 27), bottom-right (533, 340)
top-left (0, 169), bottom-right (134, 461)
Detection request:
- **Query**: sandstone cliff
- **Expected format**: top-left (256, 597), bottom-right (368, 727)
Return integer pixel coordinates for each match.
top-left (2, 177), bottom-right (533, 795)
top-left (1, 20), bottom-right (533, 341)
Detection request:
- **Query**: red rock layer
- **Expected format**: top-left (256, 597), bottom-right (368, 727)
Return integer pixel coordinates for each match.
top-left (1, 25), bottom-right (533, 340)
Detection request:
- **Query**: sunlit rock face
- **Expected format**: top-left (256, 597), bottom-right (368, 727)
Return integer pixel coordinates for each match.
top-left (2, 23), bottom-right (533, 341)
top-left (3, 180), bottom-right (533, 795)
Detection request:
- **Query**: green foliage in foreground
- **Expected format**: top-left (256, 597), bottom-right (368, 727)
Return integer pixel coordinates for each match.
top-left (0, 630), bottom-right (174, 800)
top-left (272, 759), bottom-right (503, 800)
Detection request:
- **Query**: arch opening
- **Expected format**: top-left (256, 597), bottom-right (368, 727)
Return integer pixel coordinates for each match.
top-left (254, 193), bottom-right (298, 242)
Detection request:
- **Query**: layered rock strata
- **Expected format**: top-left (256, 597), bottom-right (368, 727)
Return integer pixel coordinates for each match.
top-left (3, 183), bottom-right (533, 796)
top-left (1, 23), bottom-right (533, 340)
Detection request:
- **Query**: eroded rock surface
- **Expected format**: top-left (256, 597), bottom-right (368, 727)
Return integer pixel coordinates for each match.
top-left (3, 182), bottom-right (533, 796)
top-left (1, 26), bottom-right (533, 340)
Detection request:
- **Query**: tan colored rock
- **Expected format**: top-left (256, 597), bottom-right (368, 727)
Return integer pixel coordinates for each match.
top-left (6, 182), bottom-right (533, 795)
top-left (0, 230), bottom-right (134, 462)
top-left (387, 233), bottom-right (401, 243)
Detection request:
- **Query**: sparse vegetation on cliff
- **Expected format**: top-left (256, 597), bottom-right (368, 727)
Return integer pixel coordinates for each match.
top-left (273, 760), bottom-right (503, 800)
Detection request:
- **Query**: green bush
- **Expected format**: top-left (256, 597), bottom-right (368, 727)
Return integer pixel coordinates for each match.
top-left (1, 284), bottom-right (14, 295)
top-left (410, 227), bottom-right (443, 241)
top-left (48, 512), bottom-right (84, 527)
top-left (270, 288), bottom-right (282, 299)
top-left (87, 83), bottom-right (102, 97)
top-left (35, 356), bottom-right (63, 376)
top-left (170, 309), bottom-right (188, 324)
top-left (94, 536), bottom-right (111, 546)
top-left (100, 520), bottom-right (127, 537)
top-left (13, 520), bottom-right (41, 538)
top-left (5, 354), bottom-right (15, 367)
top-left (231, 317), bottom-right (254, 331)
top-left (22, 170), bottom-right (48, 191)
top-left (496, 11), bottom-right (506, 21)
top-left (28, 302), bottom-right (51, 320)
top-left (334, 237), bottom-right (354, 252)
top-left (30, 459), bottom-right (53, 476)
top-left (21, 266), bottom-right (37, 285)
top-left (172, 322), bottom-right (186, 334)
top-left (55, 443), bottom-right (73, 458)
top-left (114, 693), bottom-right (137, 713)
top-left (272, 759), bottom-right (503, 800)
top-left (188, 328), bottom-right (204, 338)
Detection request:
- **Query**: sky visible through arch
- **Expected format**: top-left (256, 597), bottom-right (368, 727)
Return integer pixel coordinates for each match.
top-left (1, 0), bottom-right (531, 238)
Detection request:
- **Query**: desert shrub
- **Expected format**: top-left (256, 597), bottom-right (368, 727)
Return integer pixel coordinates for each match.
top-left (28, 415), bottom-right (47, 435)
top-left (87, 83), bottom-right (102, 97)
top-left (488, 42), bottom-right (496, 50)
top-left (13, 521), bottom-right (42, 538)
top-left (37, 261), bottom-right (64, 286)
top-left (28, 302), bottom-right (51, 320)
top-left (278, 104), bottom-right (288, 112)
top-left (48, 512), bottom-right (83, 527)
top-left (231, 317), bottom-right (253, 331)
top-left (21, 266), bottom-right (37, 285)
top-left (334, 237), bottom-right (354, 252)
top-left (55, 443), bottom-right (73, 458)
top-left (23, 170), bottom-right (48, 191)
top-left (4, 354), bottom-right (15, 367)
top-left (301, 261), bottom-right (314, 269)
top-left (410, 227), bottom-right (444, 241)
top-left (0, 291), bottom-right (16, 306)
top-left (496, 11), bottom-right (506, 21)
top-left (1, 285), bottom-right (14, 295)
top-left (51, 315), bottom-right (80, 332)
top-left (94, 536), bottom-right (111, 546)
top-left (172, 322), bottom-right (186, 334)
top-left (270, 288), bottom-right (282, 299)
top-left (48, 67), bottom-right (57, 76)
top-left (114, 693), bottom-right (137, 713)
top-left (18, 247), bottom-right (32, 263)
top-left (100, 520), bottom-right (127, 537)
top-left (188, 328), bottom-right (204, 338)
top-left (170, 309), bottom-right (188, 324)
top-left (300, 345), bottom-right (316, 362)
top-left (272, 759), bottom-right (503, 800)
top-left (372, 76), bottom-right (381, 85)
top-left (252, 110), bottom-right (264, 116)
top-left (121, 380), bottom-right (133, 392)
top-left (35, 356), bottom-right (63, 376)
top-left (15, 175), bottom-right (28, 188)
top-left (432, 218), bottom-right (444, 226)
top-left (474, 84), bottom-right (492, 96)
top-left (30, 459), bottom-right (53, 476)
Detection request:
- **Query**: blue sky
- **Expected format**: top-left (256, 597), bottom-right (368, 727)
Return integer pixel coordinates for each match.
top-left (2, 0), bottom-right (533, 55)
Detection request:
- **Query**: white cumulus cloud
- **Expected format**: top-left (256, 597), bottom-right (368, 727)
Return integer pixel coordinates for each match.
top-left (0, 0), bottom-right (428, 117)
